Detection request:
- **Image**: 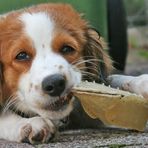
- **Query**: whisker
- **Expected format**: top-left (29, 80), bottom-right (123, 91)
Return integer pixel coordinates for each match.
top-left (72, 56), bottom-right (99, 62)
top-left (71, 58), bottom-right (84, 65)
top-left (78, 67), bottom-right (99, 73)
top-left (13, 101), bottom-right (34, 118)
top-left (3, 99), bottom-right (17, 112)
top-left (2, 93), bottom-right (19, 114)
top-left (81, 73), bottom-right (98, 81)
top-left (2, 94), bottom-right (15, 112)
top-left (71, 57), bottom-right (105, 66)
top-left (73, 59), bottom-right (104, 67)
top-left (73, 60), bottom-right (96, 67)
top-left (10, 100), bottom-right (21, 115)
top-left (80, 71), bottom-right (98, 77)
top-left (3, 93), bottom-right (16, 105)
top-left (2, 99), bottom-right (17, 114)
top-left (80, 62), bottom-right (98, 68)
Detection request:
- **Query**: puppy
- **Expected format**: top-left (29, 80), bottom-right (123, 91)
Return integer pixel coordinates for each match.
top-left (0, 3), bottom-right (112, 144)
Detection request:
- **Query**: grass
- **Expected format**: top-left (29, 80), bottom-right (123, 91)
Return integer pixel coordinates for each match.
top-left (138, 50), bottom-right (148, 59)
top-left (128, 36), bottom-right (140, 49)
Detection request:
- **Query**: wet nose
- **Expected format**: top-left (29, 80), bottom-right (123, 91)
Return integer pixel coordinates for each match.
top-left (42, 74), bottom-right (66, 96)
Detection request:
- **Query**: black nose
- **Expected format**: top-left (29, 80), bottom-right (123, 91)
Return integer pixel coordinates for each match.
top-left (42, 74), bottom-right (66, 96)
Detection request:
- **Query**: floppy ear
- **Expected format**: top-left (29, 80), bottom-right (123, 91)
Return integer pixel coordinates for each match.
top-left (83, 28), bottom-right (112, 83)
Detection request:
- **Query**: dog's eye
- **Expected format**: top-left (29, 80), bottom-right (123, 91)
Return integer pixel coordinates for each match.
top-left (15, 52), bottom-right (31, 61)
top-left (60, 45), bottom-right (75, 55)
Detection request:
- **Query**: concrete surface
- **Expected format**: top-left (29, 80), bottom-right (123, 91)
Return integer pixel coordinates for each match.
top-left (1, 127), bottom-right (148, 148)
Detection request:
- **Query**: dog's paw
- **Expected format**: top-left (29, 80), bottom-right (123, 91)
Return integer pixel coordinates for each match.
top-left (107, 75), bottom-right (134, 89)
top-left (108, 74), bottom-right (148, 98)
top-left (19, 117), bottom-right (56, 144)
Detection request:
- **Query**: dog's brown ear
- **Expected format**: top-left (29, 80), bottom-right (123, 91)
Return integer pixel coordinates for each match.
top-left (83, 28), bottom-right (112, 83)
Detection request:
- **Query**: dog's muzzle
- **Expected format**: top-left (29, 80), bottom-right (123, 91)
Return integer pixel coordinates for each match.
top-left (41, 74), bottom-right (73, 111)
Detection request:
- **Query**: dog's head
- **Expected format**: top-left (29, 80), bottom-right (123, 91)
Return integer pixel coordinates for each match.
top-left (0, 3), bottom-right (112, 119)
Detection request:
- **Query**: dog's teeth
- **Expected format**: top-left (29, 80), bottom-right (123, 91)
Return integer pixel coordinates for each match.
top-left (102, 83), bottom-right (105, 85)
top-left (93, 81), bottom-right (95, 83)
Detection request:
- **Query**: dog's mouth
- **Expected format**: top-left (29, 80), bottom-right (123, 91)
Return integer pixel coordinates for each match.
top-left (44, 93), bottom-right (73, 111)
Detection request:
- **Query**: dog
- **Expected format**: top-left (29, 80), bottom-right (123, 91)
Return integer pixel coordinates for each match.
top-left (0, 3), bottom-right (112, 144)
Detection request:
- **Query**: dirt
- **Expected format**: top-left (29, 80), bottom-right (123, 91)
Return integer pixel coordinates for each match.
top-left (125, 48), bottom-right (148, 75)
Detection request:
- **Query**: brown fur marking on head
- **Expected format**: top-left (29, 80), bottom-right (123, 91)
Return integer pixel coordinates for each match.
top-left (83, 28), bottom-right (113, 83)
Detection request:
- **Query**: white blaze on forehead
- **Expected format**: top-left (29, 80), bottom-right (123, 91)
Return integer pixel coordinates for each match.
top-left (19, 11), bottom-right (81, 89)
top-left (17, 12), bottom-right (82, 119)
top-left (20, 12), bottom-right (54, 49)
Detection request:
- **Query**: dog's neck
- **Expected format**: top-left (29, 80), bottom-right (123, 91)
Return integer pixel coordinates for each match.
top-left (9, 106), bottom-right (38, 118)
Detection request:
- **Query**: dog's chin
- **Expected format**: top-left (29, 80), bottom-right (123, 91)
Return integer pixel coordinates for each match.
top-left (41, 94), bottom-right (72, 112)
top-left (16, 90), bottom-right (74, 120)
top-left (43, 94), bottom-right (73, 112)
top-left (32, 93), bottom-right (74, 120)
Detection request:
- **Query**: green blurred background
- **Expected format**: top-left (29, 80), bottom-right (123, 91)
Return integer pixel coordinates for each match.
top-left (0, 0), bottom-right (128, 72)
top-left (0, 0), bottom-right (108, 40)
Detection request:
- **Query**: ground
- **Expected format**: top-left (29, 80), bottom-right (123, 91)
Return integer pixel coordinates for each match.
top-left (1, 127), bottom-right (148, 148)
top-left (126, 26), bottom-right (148, 75)
top-left (125, 49), bottom-right (148, 75)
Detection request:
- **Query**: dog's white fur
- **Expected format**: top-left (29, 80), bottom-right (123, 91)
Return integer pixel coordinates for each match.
top-left (17, 12), bottom-right (81, 119)
top-left (0, 12), bottom-right (81, 143)
top-left (0, 3), bottom-right (112, 143)
top-left (0, 112), bottom-right (55, 143)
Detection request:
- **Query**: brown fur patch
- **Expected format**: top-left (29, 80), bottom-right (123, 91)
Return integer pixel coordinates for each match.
top-left (0, 15), bottom-right (35, 102)
top-left (0, 3), bottom-right (112, 105)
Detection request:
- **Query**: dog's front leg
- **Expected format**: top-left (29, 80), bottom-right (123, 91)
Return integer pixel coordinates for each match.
top-left (0, 112), bottom-right (56, 144)
top-left (108, 74), bottom-right (148, 98)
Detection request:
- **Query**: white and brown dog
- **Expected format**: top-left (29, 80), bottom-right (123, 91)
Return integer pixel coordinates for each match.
top-left (0, 3), bottom-right (112, 144)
